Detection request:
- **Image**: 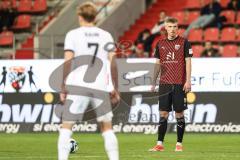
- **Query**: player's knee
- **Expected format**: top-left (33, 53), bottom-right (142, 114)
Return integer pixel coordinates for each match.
top-left (160, 111), bottom-right (169, 119)
top-left (159, 116), bottom-right (168, 125)
top-left (100, 121), bottom-right (112, 132)
top-left (61, 122), bottom-right (74, 130)
top-left (176, 116), bottom-right (185, 125)
top-left (175, 111), bottom-right (184, 118)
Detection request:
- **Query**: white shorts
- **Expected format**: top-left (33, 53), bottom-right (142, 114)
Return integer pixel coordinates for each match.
top-left (62, 93), bottom-right (113, 123)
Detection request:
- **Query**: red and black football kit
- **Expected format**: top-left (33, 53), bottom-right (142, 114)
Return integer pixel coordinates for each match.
top-left (154, 36), bottom-right (192, 112)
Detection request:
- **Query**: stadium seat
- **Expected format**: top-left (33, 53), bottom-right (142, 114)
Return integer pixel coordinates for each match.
top-left (184, 0), bottom-right (201, 9)
top-left (220, 0), bottom-right (230, 8)
top-left (32, 0), bottom-right (47, 13)
top-left (220, 27), bottom-right (236, 42)
top-left (205, 0), bottom-right (212, 4)
top-left (18, 0), bottom-right (32, 13)
top-left (178, 28), bottom-right (186, 37)
top-left (187, 11), bottom-right (200, 24)
top-left (236, 12), bottom-right (240, 24)
top-left (0, 31), bottom-right (14, 46)
top-left (222, 45), bottom-right (237, 57)
top-left (171, 11), bottom-right (185, 25)
top-left (1, 0), bottom-right (17, 9)
top-left (204, 28), bottom-right (219, 42)
top-left (12, 15), bottom-right (31, 30)
top-left (1, 0), bottom-right (10, 8)
top-left (188, 29), bottom-right (203, 42)
top-left (192, 45), bottom-right (204, 57)
top-left (236, 30), bottom-right (240, 41)
top-left (221, 10), bottom-right (235, 24)
top-left (12, 0), bottom-right (17, 9)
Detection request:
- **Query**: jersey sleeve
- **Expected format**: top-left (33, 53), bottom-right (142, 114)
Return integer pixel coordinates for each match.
top-left (184, 39), bottom-right (193, 58)
top-left (64, 31), bottom-right (75, 53)
top-left (154, 42), bottom-right (160, 59)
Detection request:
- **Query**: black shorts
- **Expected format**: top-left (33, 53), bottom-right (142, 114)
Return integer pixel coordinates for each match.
top-left (158, 84), bottom-right (187, 112)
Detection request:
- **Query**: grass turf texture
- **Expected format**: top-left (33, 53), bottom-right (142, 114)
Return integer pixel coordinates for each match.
top-left (0, 133), bottom-right (239, 160)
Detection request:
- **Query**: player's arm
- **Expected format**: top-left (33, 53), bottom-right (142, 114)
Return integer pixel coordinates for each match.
top-left (185, 58), bottom-right (191, 83)
top-left (109, 52), bottom-right (118, 90)
top-left (108, 52), bottom-right (120, 104)
top-left (183, 39), bottom-right (193, 93)
top-left (152, 59), bottom-right (160, 87)
top-left (60, 51), bottom-right (74, 102)
top-left (60, 31), bottom-right (75, 102)
top-left (151, 42), bottom-right (161, 92)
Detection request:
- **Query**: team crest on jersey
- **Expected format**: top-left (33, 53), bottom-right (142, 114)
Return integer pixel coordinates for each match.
top-left (175, 44), bottom-right (180, 50)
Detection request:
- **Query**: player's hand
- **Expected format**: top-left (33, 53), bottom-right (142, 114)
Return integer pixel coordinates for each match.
top-left (110, 89), bottom-right (120, 105)
top-left (60, 88), bottom-right (67, 103)
top-left (183, 81), bottom-right (191, 93)
top-left (150, 85), bottom-right (156, 92)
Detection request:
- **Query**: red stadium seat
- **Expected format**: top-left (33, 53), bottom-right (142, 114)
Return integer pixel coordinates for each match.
top-left (222, 45), bottom-right (237, 57)
top-left (204, 28), bottom-right (219, 42)
top-left (178, 28), bottom-right (186, 37)
top-left (220, 10), bottom-right (235, 24)
top-left (1, 0), bottom-right (10, 9)
top-left (220, 0), bottom-right (231, 8)
top-left (188, 29), bottom-right (203, 42)
top-left (187, 11), bottom-right (200, 24)
top-left (1, 0), bottom-right (17, 9)
top-left (12, 0), bottom-right (17, 9)
top-left (12, 15), bottom-right (31, 30)
top-left (185, 0), bottom-right (211, 9)
top-left (171, 11), bottom-right (185, 25)
top-left (18, 0), bottom-right (32, 13)
top-left (192, 45), bottom-right (204, 57)
top-left (185, 0), bottom-right (201, 9)
top-left (236, 12), bottom-right (240, 24)
top-left (220, 27), bottom-right (236, 42)
top-left (0, 31), bottom-right (14, 46)
top-left (32, 0), bottom-right (47, 13)
top-left (236, 30), bottom-right (240, 41)
top-left (205, 0), bottom-right (212, 4)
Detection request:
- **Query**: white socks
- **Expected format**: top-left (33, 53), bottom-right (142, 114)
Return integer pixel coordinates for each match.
top-left (58, 129), bottom-right (119, 160)
top-left (102, 130), bottom-right (119, 160)
top-left (157, 141), bottom-right (163, 145)
top-left (58, 128), bottom-right (72, 160)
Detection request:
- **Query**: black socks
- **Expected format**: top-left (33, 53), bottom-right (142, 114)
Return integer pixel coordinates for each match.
top-left (157, 117), bottom-right (168, 142)
top-left (176, 116), bottom-right (185, 143)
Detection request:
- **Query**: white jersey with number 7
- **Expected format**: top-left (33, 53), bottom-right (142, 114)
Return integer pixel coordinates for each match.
top-left (64, 26), bottom-right (114, 92)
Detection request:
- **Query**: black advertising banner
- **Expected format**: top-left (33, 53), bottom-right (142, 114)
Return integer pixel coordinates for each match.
top-left (0, 92), bottom-right (240, 133)
top-left (113, 92), bottom-right (240, 133)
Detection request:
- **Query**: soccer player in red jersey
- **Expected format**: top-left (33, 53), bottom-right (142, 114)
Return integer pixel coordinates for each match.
top-left (149, 17), bottom-right (192, 152)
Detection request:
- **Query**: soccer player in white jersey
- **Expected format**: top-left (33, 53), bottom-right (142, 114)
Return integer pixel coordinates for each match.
top-left (58, 2), bottom-right (119, 160)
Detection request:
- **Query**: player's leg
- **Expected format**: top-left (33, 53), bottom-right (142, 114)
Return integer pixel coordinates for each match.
top-left (58, 95), bottom-right (90, 160)
top-left (94, 95), bottom-right (119, 160)
top-left (157, 111), bottom-right (169, 146)
top-left (58, 122), bottom-right (74, 160)
top-left (149, 84), bottom-right (172, 152)
top-left (99, 120), bottom-right (119, 160)
top-left (173, 84), bottom-right (187, 151)
top-left (175, 111), bottom-right (185, 151)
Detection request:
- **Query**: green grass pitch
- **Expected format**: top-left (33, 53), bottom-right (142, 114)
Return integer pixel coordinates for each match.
top-left (0, 133), bottom-right (239, 160)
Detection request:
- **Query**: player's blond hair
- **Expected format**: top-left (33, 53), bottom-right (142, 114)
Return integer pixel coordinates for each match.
top-left (77, 2), bottom-right (97, 23)
top-left (164, 17), bottom-right (178, 24)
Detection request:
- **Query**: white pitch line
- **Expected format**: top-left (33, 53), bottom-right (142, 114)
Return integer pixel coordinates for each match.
top-left (0, 155), bottom-right (104, 159)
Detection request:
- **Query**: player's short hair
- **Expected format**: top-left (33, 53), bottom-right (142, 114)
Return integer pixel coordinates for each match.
top-left (164, 17), bottom-right (178, 24)
top-left (77, 2), bottom-right (97, 23)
